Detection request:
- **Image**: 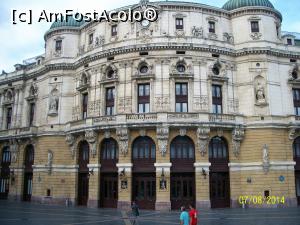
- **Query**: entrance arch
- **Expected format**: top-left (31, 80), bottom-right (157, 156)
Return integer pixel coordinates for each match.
top-left (0, 147), bottom-right (10, 199)
top-left (132, 136), bottom-right (156, 210)
top-left (293, 137), bottom-right (300, 205)
top-left (77, 141), bottom-right (89, 206)
top-left (170, 136), bottom-right (195, 210)
top-left (209, 136), bottom-right (230, 208)
top-left (23, 145), bottom-right (34, 202)
top-left (100, 138), bottom-right (118, 208)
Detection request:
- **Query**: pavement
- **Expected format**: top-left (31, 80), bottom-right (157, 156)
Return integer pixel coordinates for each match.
top-left (0, 200), bottom-right (300, 225)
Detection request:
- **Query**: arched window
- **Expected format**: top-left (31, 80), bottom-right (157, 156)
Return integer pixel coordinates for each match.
top-left (132, 137), bottom-right (155, 160)
top-left (293, 137), bottom-right (300, 159)
top-left (78, 141), bottom-right (89, 163)
top-left (170, 136), bottom-right (194, 159)
top-left (1, 147), bottom-right (11, 164)
top-left (209, 137), bottom-right (228, 161)
top-left (24, 145), bottom-right (34, 167)
top-left (101, 138), bottom-right (118, 160)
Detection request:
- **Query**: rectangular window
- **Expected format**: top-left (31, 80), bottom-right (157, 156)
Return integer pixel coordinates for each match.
top-left (138, 84), bottom-right (150, 113)
top-left (111, 25), bottom-right (117, 36)
top-left (175, 83), bottom-right (188, 113)
top-left (175, 18), bottom-right (184, 30)
top-left (89, 33), bottom-right (94, 45)
top-left (209, 21), bottom-right (215, 33)
top-left (82, 93), bottom-right (88, 119)
top-left (55, 40), bottom-right (62, 51)
top-left (106, 87), bottom-right (115, 116)
top-left (287, 38), bottom-right (293, 45)
top-left (29, 103), bottom-right (35, 127)
top-left (251, 21), bottom-right (259, 33)
top-left (6, 107), bottom-right (12, 129)
top-left (293, 89), bottom-right (300, 116)
top-left (212, 85), bottom-right (222, 114)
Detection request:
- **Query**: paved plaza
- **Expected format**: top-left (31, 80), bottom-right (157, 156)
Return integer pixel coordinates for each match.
top-left (0, 201), bottom-right (299, 225)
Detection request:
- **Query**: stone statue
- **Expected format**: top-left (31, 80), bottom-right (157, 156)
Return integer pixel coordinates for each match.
top-left (255, 81), bottom-right (266, 104)
top-left (262, 144), bottom-right (270, 173)
top-left (49, 89), bottom-right (59, 115)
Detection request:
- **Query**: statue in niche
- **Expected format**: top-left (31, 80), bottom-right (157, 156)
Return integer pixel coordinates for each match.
top-left (255, 81), bottom-right (266, 104)
top-left (48, 88), bottom-right (59, 115)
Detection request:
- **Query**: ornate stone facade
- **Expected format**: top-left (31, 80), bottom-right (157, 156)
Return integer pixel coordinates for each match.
top-left (0, 0), bottom-right (299, 210)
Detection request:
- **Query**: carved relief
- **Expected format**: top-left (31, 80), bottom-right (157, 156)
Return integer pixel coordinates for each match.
top-left (116, 127), bottom-right (129, 156)
top-left (250, 32), bottom-right (262, 40)
top-left (95, 35), bottom-right (105, 47)
top-left (179, 128), bottom-right (187, 137)
top-left (157, 126), bottom-right (169, 156)
top-left (197, 126), bottom-right (210, 156)
top-left (193, 96), bottom-right (209, 112)
top-left (288, 64), bottom-right (299, 81)
top-left (85, 129), bottom-right (98, 157)
top-left (232, 127), bottom-right (245, 157)
top-left (155, 96), bottom-right (169, 112)
top-left (289, 128), bottom-right (297, 140)
top-left (65, 134), bottom-right (76, 158)
top-left (223, 32), bottom-right (234, 44)
top-left (47, 150), bottom-right (53, 174)
top-left (191, 26), bottom-right (203, 38)
top-left (262, 144), bottom-right (270, 174)
top-left (208, 60), bottom-right (228, 81)
top-left (9, 139), bottom-right (20, 163)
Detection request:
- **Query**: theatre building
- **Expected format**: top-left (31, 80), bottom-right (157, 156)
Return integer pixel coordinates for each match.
top-left (0, 0), bottom-right (300, 210)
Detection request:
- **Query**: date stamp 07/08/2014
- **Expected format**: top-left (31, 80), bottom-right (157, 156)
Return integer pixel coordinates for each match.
top-left (238, 196), bottom-right (286, 205)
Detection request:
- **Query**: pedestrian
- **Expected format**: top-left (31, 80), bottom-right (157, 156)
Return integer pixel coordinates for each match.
top-left (189, 204), bottom-right (198, 225)
top-left (180, 206), bottom-right (189, 225)
top-left (131, 201), bottom-right (140, 225)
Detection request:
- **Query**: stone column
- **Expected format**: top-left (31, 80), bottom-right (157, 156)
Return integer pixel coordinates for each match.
top-left (155, 163), bottom-right (171, 211)
top-left (194, 162), bottom-right (211, 208)
top-left (87, 164), bottom-right (101, 208)
top-left (117, 163), bottom-right (133, 210)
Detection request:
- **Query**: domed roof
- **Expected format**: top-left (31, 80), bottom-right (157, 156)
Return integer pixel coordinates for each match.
top-left (222, 0), bottom-right (274, 11)
top-left (50, 15), bottom-right (85, 30)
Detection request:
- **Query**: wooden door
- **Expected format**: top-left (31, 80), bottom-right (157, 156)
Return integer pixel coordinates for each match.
top-left (100, 173), bottom-right (118, 208)
top-left (132, 174), bottom-right (156, 209)
top-left (171, 173), bottom-right (195, 210)
top-left (210, 172), bottom-right (230, 208)
top-left (23, 173), bottom-right (33, 202)
top-left (296, 171), bottom-right (300, 205)
top-left (78, 173), bottom-right (89, 206)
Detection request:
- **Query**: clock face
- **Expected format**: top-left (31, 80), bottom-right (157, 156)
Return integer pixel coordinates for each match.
top-left (141, 19), bottom-right (150, 28)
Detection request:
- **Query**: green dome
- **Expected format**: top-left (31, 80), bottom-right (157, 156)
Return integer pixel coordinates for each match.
top-left (50, 15), bottom-right (85, 30)
top-left (222, 0), bottom-right (274, 11)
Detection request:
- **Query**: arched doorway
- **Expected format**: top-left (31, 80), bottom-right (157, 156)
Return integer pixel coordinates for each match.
top-left (0, 147), bottom-right (11, 199)
top-left (132, 136), bottom-right (156, 210)
top-left (170, 136), bottom-right (195, 210)
top-left (293, 137), bottom-right (300, 205)
top-left (100, 138), bottom-right (118, 208)
top-left (77, 141), bottom-right (89, 206)
top-left (209, 136), bottom-right (230, 208)
top-left (23, 145), bottom-right (34, 202)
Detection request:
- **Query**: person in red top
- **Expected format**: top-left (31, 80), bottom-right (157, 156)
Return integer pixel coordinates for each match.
top-left (189, 204), bottom-right (198, 225)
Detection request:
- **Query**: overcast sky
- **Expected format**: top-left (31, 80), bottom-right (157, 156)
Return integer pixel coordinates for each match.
top-left (0, 0), bottom-right (299, 72)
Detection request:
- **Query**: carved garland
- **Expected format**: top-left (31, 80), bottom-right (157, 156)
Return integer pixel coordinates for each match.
top-left (156, 126), bottom-right (169, 156)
